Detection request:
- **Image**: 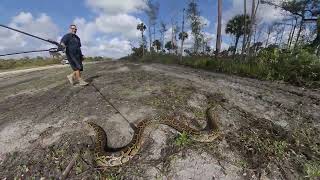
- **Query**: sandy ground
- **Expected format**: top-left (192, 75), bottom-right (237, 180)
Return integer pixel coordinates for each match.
top-left (0, 61), bottom-right (319, 179)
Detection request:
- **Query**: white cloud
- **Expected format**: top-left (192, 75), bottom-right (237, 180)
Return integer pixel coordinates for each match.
top-left (8, 13), bottom-right (59, 40)
top-left (221, 41), bottom-right (230, 50)
top-left (164, 27), bottom-right (173, 42)
top-left (82, 37), bottom-right (132, 58)
top-left (95, 14), bottom-right (142, 39)
top-left (0, 0), bottom-right (150, 59)
top-left (70, 13), bottom-right (142, 58)
top-left (73, 17), bottom-right (98, 45)
top-left (69, 0), bottom-right (147, 58)
top-left (257, 4), bottom-right (284, 24)
top-left (1, 10), bottom-right (142, 59)
top-left (0, 12), bottom-right (60, 58)
top-left (85, 0), bottom-right (147, 15)
top-left (200, 16), bottom-right (210, 27)
top-left (12, 12), bottom-right (33, 24)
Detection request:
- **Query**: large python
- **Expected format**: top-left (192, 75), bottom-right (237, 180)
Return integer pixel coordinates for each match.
top-left (87, 104), bottom-right (220, 168)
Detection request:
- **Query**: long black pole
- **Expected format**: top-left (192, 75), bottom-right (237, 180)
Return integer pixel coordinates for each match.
top-left (0, 24), bottom-right (60, 46)
top-left (0, 49), bottom-right (53, 57)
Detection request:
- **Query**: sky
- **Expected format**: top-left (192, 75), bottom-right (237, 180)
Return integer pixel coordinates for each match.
top-left (0, 0), bottom-right (285, 59)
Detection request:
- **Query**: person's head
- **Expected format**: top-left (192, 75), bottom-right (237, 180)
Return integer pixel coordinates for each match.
top-left (69, 24), bottom-right (77, 34)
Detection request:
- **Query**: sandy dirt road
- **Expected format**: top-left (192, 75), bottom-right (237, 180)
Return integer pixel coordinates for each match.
top-left (0, 61), bottom-right (319, 179)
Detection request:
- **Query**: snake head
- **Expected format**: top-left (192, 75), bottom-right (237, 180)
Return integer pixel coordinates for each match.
top-left (87, 122), bottom-right (93, 126)
top-left (87, 121), bottom-right (97, 127)
top-left (86, 122), bottom-right (98, 131)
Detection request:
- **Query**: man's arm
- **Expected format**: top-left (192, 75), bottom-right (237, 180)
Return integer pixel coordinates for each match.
top-left (78, 36), bottom-right (84, 61)
top-left (80, 49), bottom-right (84, 61)
top-left (59, 34), bottom-right (68, 52)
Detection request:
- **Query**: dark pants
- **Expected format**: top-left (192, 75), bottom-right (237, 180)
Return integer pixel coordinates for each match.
top-left (66, 50), bottom-right (83, 71)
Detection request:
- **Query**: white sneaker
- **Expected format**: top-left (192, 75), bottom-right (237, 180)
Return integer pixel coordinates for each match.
top-left (67, 74), bottom-right (75, 85)
top-left (78, 78), bottom-right (89, 86)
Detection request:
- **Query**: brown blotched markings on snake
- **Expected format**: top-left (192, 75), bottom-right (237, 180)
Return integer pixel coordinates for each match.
top-left (87, 104), bottom-right (221, 168)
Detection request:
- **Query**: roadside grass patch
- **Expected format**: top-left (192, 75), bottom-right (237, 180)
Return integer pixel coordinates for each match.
top-left (105, 174), bottom-right (121, 180)
top-left (127, 49), bottom-right (320, 88)
top-left (174, 131), bottom-right (191, 147)
top-left (237, 159), bottom-right (249, 169)
top-left (273, 141), bottom-right (288, 158)
top-left (0, 58), bottom-right (60, 70)
top-left (304, 162), bottom-right (320, 178)
top-left (192, 108), bottom-right (206, 119)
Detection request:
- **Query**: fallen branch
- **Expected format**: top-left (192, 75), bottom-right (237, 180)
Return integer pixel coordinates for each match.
top-left (59, 153), bottom-right (80, 180)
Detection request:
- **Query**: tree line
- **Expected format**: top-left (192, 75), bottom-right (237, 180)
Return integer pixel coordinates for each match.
top-left (132, 0), bottom-right (320, 58)
top-left (128, 0), bottom-right (319, 88)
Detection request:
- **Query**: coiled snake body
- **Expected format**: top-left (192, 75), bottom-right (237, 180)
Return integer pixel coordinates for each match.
top-left (87, 104), bottom-right (220, 167)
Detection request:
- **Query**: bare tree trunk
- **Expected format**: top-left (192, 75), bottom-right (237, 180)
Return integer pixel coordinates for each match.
top-left (148, 21), bottom-right (152, 52)
top-left (162, 36), bottom-right (165, 51)
top-left (180, 8), bottom-right (186, 62)
top-left (171, 20), bottom-right (175, 54)
top-left (255, 24), bottom-right (263, 45)
top-left (294, 17), bottom-right (304, 49)
top-left (216, 0), bottom-right (222, 57)
top-left (234, 36), bottom-right (240, 56)
top-left (153, 24), bottom-right (156, 44)
top-left (142, 32), bottom-right (145, 57)
top-left (289, 17), bottom-right (298, 49)
top-left (202, 36), bottom-right (205, 53)
top-left (275, 30), bottom-right (280, 45)
top-left (241, 0), bottom-right (247, 56)
top-left (253, 28), bottom-right (259, 56)
top-left (287, 20), bottom-right (295, 48)
top-left (279, 26), bottom-right (285, 46)
top-left (293, 2), bottom-right (308, 49)
top-left (246, 0), bottom-right (260, 56)
top-left (160, 23), bottom-right (166, 52)
top-left (174, 30), bottom-right (178, 55)
top-left (266, 30), bottom-right (271, 47)
top-left (312, 16), bottom-right (320, 47)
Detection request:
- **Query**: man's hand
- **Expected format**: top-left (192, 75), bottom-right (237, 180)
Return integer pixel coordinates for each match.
top-left (57, 43), bottom-right (66, 52)
top-left (47, 39), bottom-right (65, 52)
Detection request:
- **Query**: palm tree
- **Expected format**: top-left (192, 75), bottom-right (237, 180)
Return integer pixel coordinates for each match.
top-left (152, 40), bottom-right (162, 53)
top-left (179, 31), bottom-right (188, 57)
top-left (226, 14), bottom-right (250, 56)
top-left (137, 23), bottom-right (147, 56)
top-left (180, 8), bottom-right (186, 61)
top-left (165, 41), bottom-right (176, 53)
top-left (179, 32), bottom-right (189, 41)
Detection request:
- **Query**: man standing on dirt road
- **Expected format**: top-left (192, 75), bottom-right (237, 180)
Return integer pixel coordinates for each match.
top-left (60, 24), bottom-right (88, 86)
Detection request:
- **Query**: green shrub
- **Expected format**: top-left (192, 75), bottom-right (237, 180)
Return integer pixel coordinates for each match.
top-left (174, 131), bottom-right (191, 147)
top-left (256, 48), bottom-right (320, 86)
top-left (126, 49), bottom-right (320, 88)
